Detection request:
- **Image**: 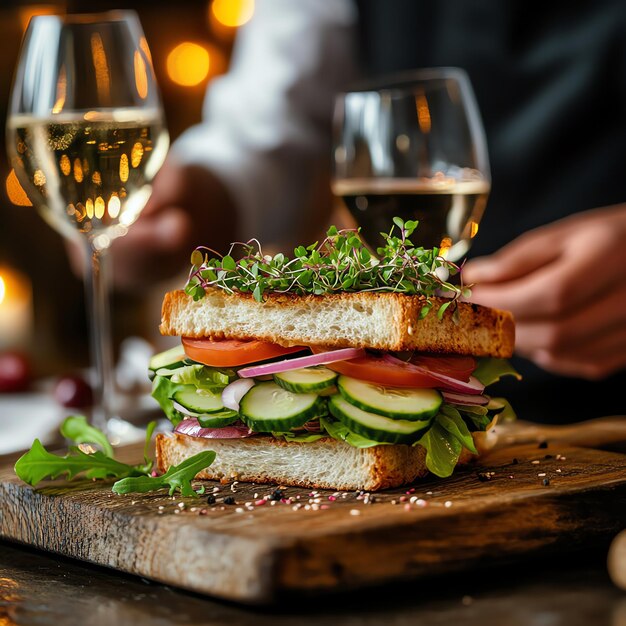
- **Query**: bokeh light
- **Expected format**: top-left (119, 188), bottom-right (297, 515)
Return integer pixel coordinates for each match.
top-left (211, 0), bottom-right (255, 27)
top-left (166, 42), bottom-right (210, 87)
top-left (6, 169), bottom-right (32, 206)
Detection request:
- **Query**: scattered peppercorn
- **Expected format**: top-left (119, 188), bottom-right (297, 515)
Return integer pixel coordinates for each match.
top-left (544, 454), bottom-right (553, 460)
top-left (542, 478), bottom-right (550, 486)
top-left (269, 489), bottom-right (284, 501)
top-left (223, 496), bottom-right (236, 505)
top-left (512, 458), bottom-right (519, 465)
top-left (206, 495), bottom-right (216, 505)
top-left (538, 441), bottom-right (548, 449)
top-left (477, 472), bottom-right (491, 482)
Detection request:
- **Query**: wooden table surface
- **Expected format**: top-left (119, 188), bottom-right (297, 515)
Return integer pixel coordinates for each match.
top-left (1, 540), bottom-right (624, 626)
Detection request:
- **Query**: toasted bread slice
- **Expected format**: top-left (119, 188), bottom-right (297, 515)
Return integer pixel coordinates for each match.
top-left (155, 433), bottom-right (474, 491)
top-left (160, 288), bottom-right (514, 358)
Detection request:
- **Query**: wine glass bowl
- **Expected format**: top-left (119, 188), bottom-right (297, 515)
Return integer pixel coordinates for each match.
top-left (7, 11), bottom-right (168, 252)
top-left (332, 68), bottom-right (490, 261)
top-left (7, 12), bottom-right (169, 434)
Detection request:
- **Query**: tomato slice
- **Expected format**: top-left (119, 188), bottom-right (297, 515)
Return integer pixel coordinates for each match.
top-left (410, 354), bottom-right (476, 382)
top-left (310, 347), bottom-right (476, 388)
top-left (311, 351), bottom-right (439, 388)
top-left (182, 337), bottom-right (305, 367)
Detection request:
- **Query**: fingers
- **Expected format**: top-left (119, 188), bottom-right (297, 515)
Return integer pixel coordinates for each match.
top-left (468, 225), bottom-right (626, 320)
top-left (463, 227), bottom-right (563, 284)
top-left (528, 325), bottom-right (626, 380)
top-left (514, 284), bottom-right (626, 355)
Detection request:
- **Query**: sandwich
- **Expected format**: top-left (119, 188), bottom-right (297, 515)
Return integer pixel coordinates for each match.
top-left (151, 219), bottom-right (518, 491)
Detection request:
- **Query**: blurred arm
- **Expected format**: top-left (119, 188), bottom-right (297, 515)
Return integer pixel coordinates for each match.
top-left (110, 0), bottom-right (357, 289)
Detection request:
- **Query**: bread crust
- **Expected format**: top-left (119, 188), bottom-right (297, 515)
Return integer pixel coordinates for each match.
top-left (155, 433), bottom-right (474, 491)
top-left (160, 288), bottom-right (515, 358)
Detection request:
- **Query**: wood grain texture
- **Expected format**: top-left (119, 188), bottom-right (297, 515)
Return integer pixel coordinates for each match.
top-left (1, 443), bottom-right (626, 603)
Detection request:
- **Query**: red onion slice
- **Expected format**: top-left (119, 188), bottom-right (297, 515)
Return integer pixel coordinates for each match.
top-left (174, 418), bottom-right (254, 439)
top-left (442, 391), bottom-right (490, 406)
top-left (221, 378), bottom-right (255, 411)
top-left (237, 347), bottom-right (365, 378)
top-left (382, 354), bottom-right (485, 395)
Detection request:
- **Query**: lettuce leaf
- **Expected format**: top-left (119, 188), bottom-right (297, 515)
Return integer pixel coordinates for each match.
top-left (487, 397), bottom-right (517, 422)
top-left (272, 431), bottom-right (326, 443)
top-left (151, 375), bottom-right (189, 425)
top-left (473, 358), bottom-right (521, 387)
top-left (437, 405), bottom-right (478, 454)
top-left (171, 364), bottom-right (235, 388)
top-left (319, 417), bottom-right (384, 448)
top-left (415, 422), bottom-right (463, 478)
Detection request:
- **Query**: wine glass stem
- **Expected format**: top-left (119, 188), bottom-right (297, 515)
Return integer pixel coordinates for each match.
top-left (84, 243), bottom-right (115, 433)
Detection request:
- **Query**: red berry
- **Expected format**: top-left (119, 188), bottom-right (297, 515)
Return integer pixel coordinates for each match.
top-left (0, 351), bottom-right (31, 392)
top-left (54, 375), bottom-right (93, 408)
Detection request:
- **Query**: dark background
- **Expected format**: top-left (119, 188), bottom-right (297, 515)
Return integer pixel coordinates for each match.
top-left (0, 0), bottom-right (240, 375)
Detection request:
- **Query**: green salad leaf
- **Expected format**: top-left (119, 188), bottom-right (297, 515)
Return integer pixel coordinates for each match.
top-left (112, 451), bottom-right (216, 497)
top-left (473, 358), bottom-right (521, 387)
top-left (151, 376), bottom-right (188, 425)
top-left (320, 417), bottom-right (384, 448)
top-left (15, 416), bottom-right (216, 497)
top-left (60, 415), bottom-right (115, 458)
top-left (171, 364), bottom-right (236, 388)
top-left (14, 439), bottom-right (143, 486)
top-left (438, 405), bottom-right (478, 455)
top-left (416, 422), bottom-right (463, 478)
top-left (272, 431), bottom-right (326, 443)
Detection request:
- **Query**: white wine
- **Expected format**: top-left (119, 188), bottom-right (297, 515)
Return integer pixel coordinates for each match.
top-left (8, 110), bottom-right (169, 249)
top-left (333, 177), bottom-right (490, 260)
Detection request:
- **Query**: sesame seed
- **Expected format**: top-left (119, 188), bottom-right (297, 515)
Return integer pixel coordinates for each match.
top-left (235, 507), bottom-right (245, 513)
top-left (177, 502), bottom-right (186, 509)
top-left (538, 472), bottom-right (546, 477)
top-left (531, 460), bottom-right (541, 465)
top-left (350, 509), bottom-right (361, 516)
top-left (444, 501), bottom-right (453, 508)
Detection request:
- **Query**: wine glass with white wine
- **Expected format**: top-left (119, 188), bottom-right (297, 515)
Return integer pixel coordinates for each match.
top-left (332, 68), bottom-right (490, 261)
top-left (7, 12), bottom-right (169, 436)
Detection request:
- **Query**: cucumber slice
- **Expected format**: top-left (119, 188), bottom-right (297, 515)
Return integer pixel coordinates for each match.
top-left (173, 387), bottom-right (224, 414)
top-left (328, 394), bottom-right (431, 444)
top-left (337, 376), bottom-right (442, 420)
top-left (197, 410), bottom-right (239, 428)
top-left (239, 381), bottom-right (327, 432)
top-left (274, 367), bottom-right (338, 393)
top-left (172, 403), bottom-right (239, 428)
top-left (149, 345), bottom-right (186, 371)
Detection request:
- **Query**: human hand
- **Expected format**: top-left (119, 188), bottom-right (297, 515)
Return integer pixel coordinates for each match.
top-left (68, 159), bottom-right (238, 291)
top-left (463, 205), bottom-right (626, 380)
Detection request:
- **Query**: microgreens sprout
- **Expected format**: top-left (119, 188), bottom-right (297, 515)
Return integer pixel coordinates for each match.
top-left (184, 217), bottom-right (471, 320)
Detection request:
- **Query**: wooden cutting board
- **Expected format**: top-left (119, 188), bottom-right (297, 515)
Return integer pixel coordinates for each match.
top-left (1, 442), bottom-right (626, 604)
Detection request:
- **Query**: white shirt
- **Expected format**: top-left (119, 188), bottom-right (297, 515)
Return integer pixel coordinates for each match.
top-left (171, 0), bottom-right (357, 244)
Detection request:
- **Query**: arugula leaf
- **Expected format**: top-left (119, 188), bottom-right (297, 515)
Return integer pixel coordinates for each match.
top-left (14, 439), bottom-right (142, 486)
top-left (143, 421), bottom-right (157, 466)
top-left (112, 451), bottom-right (216, 497)
top-left (60, 415), bottom-right (114, 458)
top-left (320, 417), bottom-right (384, 448)
top-left (415, 423), bottom-right (463, 478)
top-left (437, 406), bottom-right (478, 454)
top-left (473, 358), bottom-right (521, 387)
